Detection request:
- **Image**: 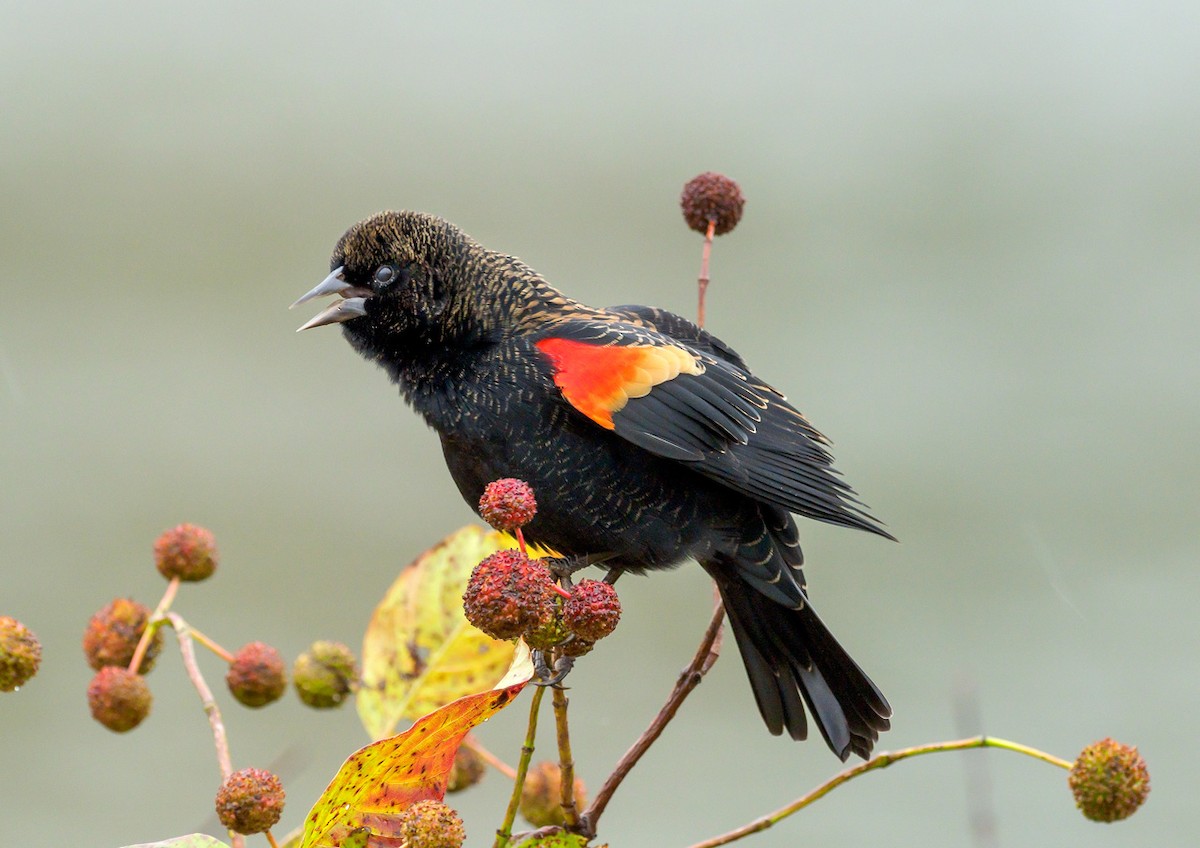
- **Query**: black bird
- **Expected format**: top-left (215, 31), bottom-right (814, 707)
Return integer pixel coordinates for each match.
top-left (294, 211), bottom-right (893, 760)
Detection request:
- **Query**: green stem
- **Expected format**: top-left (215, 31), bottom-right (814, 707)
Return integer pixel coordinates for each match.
top-left (494, 685), bottom-right (547, 848)
top-left (688, 736), bottom-right (1071, 848)
top-left (552, 685), bottom-right (579, 828)
top-left (188, 625), bottom-right (235, 663)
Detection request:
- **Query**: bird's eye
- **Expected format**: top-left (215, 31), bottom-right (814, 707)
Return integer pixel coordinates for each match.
top-left (373, 265), bottom-right (396, 284)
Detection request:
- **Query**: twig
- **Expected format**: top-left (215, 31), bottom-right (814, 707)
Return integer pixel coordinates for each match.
top-left (264, 831), bottom-right (280, 848)
top-left (494, 686), bottom-right (547, 848)
top-left (463, 734), bottom-right (519, 780)
top-left (577, 599), bottom-right (725, 837)
top-left (188, 625), bottom-right (236, 664)
top-left (127, 576), bottom-right (181, 673)
top-left (511, 825), bottom-right (565, 846)
top-left (552, 685), bottom-right (579, 828)
top-left (697, 218), bottom-right (716, 328)
top-left (166, 613), bottom-right (234, 781)
top-left (687, 736), bottom-right (1072, 848)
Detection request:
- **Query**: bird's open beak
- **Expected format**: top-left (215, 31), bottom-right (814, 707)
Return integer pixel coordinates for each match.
top-left (291, 266), bottom-right (371, 332)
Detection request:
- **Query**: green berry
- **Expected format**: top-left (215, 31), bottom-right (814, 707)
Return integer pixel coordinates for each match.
top-left (0, 616), bottom-right (42, 691)
top-left (1069, 737), bottom-right (1150, 822)
top-left (293, 640), bottom-right (357, 708)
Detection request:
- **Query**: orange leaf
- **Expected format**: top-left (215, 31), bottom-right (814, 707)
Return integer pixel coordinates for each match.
top-left (299, 644), bottom-right (534, 848)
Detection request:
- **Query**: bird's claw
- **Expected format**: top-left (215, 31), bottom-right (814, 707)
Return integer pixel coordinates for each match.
top-left (532, 650), bottom-right (576, 688)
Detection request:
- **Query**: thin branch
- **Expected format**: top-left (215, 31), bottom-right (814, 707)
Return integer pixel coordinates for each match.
top-left (552, 685), bottom-right (579, 829)
top-left (463, 734), bottom-right (519, 780)
top-left (127, 576), bottom-right (180, 673)
top-left (494, 685), bottom-right (547, 848)
top-left (687, 736), bottom-right (1073, 848)
top-left (188, 625), bottom-right (236, 664)
top-left (166, 613), bottom-right (233, 781)
top-left (511, 825), bottom-right (565, 847)
top-left (697, 218), bottom-right (716, 328)
top-left (577, 599), bottom-right (725, 837)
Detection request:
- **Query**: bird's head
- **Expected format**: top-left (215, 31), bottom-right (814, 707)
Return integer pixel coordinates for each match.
top-left (292, 210), bottom-right (487, 352)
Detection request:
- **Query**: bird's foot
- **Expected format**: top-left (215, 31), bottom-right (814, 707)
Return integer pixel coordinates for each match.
top-left (532, 650), bottom-right (576, 688)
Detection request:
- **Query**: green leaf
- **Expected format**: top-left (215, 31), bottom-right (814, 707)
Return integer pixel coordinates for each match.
top-left (122, 837), bottom-right (229, 848)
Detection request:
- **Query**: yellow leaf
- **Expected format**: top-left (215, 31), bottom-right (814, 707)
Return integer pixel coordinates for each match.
top-left (300, 645), bottom-right (534, 848)
top-left (357, 525), bottom-right (551, 740)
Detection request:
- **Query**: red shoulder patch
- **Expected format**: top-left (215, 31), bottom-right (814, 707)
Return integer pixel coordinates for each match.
top-left (536, 337), bottom-right (703, 429)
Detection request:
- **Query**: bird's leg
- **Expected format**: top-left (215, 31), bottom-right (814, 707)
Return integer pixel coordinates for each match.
top-left (547, 551), bottom-right (618, 580)
top-left (602, 566), bottom-right (624, 586)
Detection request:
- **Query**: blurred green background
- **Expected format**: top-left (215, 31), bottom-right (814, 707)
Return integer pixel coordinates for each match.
top-left (2, 3), bottom-right (1196, 846)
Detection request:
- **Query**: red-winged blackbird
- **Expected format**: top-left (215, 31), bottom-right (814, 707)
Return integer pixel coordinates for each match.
top-left (294, 211), bottom-right (893, 760)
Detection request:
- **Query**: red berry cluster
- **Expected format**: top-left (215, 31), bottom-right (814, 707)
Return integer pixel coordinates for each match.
top-left (463, 550), bottom-right (558, 640)
top-left (465, 479), bottom-right (622, 653)
top-left (563, 579), bottom-right (621, 642)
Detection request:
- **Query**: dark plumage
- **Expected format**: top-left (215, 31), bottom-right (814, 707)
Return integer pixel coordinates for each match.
top-left (294, 210), bottom-right (893, 760)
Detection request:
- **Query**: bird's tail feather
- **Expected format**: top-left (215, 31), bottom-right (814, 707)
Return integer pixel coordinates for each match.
top-left (714, 572), bottom-right (891, 760)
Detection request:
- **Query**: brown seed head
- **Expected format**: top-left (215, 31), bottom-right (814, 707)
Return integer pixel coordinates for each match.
top-left (681, 171), bottom-right (745, 236)
top-left (226, 642), bottom-right (287, 708)
top-left (396, 799), bottom-right (466, 848)
top-left (478, 478), bottom-right (538, 531)
top-left (519, 760), bottom-right (587, 828)
top-left (0, 616), bottom-right (42, 691)
top-left (1068, 737), bottom-right (1150, 822)
top-left (462, 550), bottom-right (557, 640)
top-left (563, 579), bottom-right (621, 642)
top-left (446, 744), bottom-right (487, 793)
top-left (154, 523), bottom-right (218, 582)
top-left (87, 666), bottom-right (152, 732)
top-left (215, 767), bottom-right (286, 834)
top-left (82, 598), bottom-right (162, 673)
top-left (293, 640), bottom-right (357, 708)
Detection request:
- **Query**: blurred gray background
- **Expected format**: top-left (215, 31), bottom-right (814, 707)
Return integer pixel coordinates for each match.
top-left (2, 3), bottom-right (1196, 846)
